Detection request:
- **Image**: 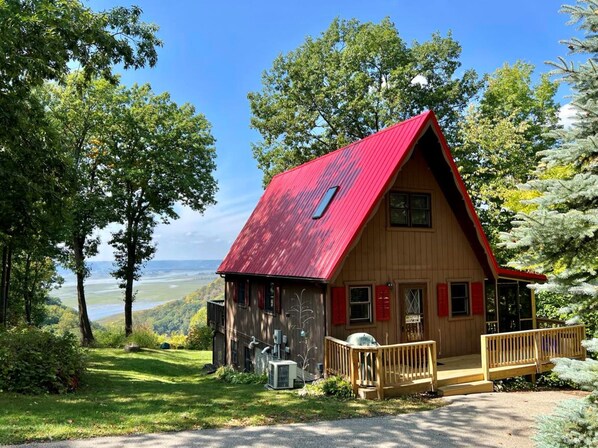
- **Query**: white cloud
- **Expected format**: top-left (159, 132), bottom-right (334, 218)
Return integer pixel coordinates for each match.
top-left (89, 187), bottom-right (261, 262)
top-left (411, 75), bottom-right (428, 87)
top-left (558, 103), bottom-right (577, 129)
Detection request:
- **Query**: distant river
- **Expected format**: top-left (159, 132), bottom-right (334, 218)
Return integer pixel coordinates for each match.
top-left (54, 259), bottom-right (221, 321)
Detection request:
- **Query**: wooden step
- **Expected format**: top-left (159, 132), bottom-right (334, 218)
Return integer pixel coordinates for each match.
top-left (437, 372), bottom-right (484, 387)
top-left (438, 380), bottom-right (494, 397)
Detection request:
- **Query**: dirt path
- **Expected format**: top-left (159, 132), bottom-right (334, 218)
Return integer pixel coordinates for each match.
top-left (7, 390), bottom-right (582, 448)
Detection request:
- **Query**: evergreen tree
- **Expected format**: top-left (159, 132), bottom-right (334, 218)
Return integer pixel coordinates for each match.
top-left (503, 1), bottom-right (598, 335)
top-left (503, 2), bottom-right (598, 446)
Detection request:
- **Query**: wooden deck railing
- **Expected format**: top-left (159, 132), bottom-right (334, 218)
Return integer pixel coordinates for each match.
top-left (207, 300), bottom-right (225, 331)
top-left (324, 336), bottom-right (437, 399)
top-left (481, 325), bottom-right (586, 380)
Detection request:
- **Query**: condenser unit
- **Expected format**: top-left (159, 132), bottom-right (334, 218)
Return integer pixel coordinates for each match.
top-left (268, 360), bottom-right (297, 389)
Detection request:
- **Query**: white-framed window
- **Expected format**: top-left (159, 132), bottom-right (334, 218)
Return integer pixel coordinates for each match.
top-left (349, 286), bottom-right (372, 324)
top-left (450, 282), bottom-right (470, 317)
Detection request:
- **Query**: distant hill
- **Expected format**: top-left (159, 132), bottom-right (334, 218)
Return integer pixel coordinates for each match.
top-left (130, 277), bottom-right (224, 335)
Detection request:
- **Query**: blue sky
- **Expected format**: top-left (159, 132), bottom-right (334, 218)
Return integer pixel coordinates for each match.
top-left (89, 0), bottom-right (578, 261)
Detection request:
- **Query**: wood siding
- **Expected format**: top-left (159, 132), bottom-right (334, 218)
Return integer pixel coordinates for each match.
top-left (225, 279), bottom-right (326, 374)
top-left (330, 146), bottom-right (486, 358)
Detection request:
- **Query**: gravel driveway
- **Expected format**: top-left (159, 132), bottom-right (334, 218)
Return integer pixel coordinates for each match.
top-left (6, 390), bottom-right (582, 448)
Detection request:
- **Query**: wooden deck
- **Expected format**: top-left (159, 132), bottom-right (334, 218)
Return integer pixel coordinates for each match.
top-left (324, 325), bottom-right (586, 399)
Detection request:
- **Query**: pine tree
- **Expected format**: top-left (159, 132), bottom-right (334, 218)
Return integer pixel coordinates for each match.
top-left (503, 2), bottom-right (598, 446)
top-left (503, 0), bottom-right (598, 335)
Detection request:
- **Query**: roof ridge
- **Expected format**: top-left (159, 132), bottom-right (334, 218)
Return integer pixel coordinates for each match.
top-left (270, 111), bottom-right (432, 181)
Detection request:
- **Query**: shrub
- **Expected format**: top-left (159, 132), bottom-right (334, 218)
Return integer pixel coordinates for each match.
top-left (0, 326), bottom-right (86, 394)
top-left (300, 376), bottom-right (353, 399)
top-left (215, 365), bottom-right (267, 384)
top-left (94, 325), bottom-right (127, 348)
top-left (127, 324), bottom-right (159, 348)
top-left (186, 324), bottom-right (213, 350)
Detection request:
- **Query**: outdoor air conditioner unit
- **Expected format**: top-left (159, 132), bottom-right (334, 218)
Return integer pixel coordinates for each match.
top-left (268, 360), bottom-right (297, 390)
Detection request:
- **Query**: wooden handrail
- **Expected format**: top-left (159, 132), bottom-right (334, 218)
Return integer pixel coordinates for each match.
top-left (481, 325), bottom-right (586, 380)
top-left (324, 337), bottom-right (437, 398)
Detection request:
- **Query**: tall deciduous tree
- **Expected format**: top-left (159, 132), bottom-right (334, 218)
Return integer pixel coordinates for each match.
top-left (106, 85), bottom-right (217, 336)
top-left (0, 0), bottom-right (161, 327)
top-left (248, 17), bottom-right (481, 185)
top-left (46, 75), bottom-right (121, 345)
top-left (454, 62), bottom-right (559, 264)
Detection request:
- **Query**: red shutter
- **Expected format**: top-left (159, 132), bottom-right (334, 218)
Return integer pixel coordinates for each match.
top-left (231, 281), bottom-right (237, 303)
top-left (331, 287), bottom-right (346, 325)
top-left (245, 279), bottom-right (250, 306)
top-left (274, 284), bottom-right (281, 314)
top-left (258, 283), bottom-right (265, 309)
top-left (375, 285), bottom-right (391, 321)
top-left (437, 283), bottom-right (449, 317)
top-left (471, 282), bottom-right (484, 315)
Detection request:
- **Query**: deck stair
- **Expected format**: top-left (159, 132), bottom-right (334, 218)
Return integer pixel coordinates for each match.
top-left (438, 380), bottom-right (494, 397)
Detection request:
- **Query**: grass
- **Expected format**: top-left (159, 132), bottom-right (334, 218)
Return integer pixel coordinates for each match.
top-left (0, 349), bottom-right (444, 444)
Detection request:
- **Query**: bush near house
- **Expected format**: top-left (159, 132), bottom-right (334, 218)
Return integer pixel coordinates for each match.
top-left (0, 327), bottom-right (86, 394)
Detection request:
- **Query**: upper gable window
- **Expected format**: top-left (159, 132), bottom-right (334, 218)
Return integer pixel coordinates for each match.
top-left (389, 192), bottom-right (431, 228)
top-left (312, 186), bottom-right (339, 219)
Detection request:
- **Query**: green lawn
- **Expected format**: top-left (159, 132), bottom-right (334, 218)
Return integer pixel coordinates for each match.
top-left (0, 349), bottom-right (443, 444)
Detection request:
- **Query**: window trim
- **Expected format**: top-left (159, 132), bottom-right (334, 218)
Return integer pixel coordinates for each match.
top-left (348, 285), bottom-right (373, 325)
top-left (388, 191), bottom-right (432, 228)
top-left (236, 279), bottom-right (247, 308)
top-left (449, 281), bottom-right (471, 318)
top-left (264, 281), bottom-right (275, 313)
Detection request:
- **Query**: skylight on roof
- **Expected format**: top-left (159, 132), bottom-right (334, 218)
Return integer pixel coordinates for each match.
top-left (312, 186), bottom-right (339, 219)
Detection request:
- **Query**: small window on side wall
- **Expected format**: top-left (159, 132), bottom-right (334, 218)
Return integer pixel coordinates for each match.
top-left (450, 282), bottom-right (470, 317)
top-left (265, 282), bottom-right (275, 312)
top-left (349, 286), bottom-right (372, 324)
top-left (389, 192), bottom-right (431, 228)
top-left (237, 280), bottom-right (247, 307)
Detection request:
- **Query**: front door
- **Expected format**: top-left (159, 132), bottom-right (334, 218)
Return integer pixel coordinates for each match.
top-left (400, 284), bottom-right (426, 342)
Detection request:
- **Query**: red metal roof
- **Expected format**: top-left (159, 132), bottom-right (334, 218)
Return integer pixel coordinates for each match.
top-left (217, 111), bottom-right (546, 283)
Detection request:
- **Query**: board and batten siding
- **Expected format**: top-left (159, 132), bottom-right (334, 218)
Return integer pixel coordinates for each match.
top-left (224, 279), bottom-right (326, 374)
top-left (329, 147), bottom-right (486, 358)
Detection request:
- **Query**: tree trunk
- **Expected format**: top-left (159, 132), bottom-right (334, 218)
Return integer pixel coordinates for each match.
top-left (0, 245), bottom-right (7, 326)
top-left (124, 242), bottom-right (136, 337)
top-left (0, 245), bottom-right (12, 327)
top-left (73, 236), bottom-right (94, 346)
top-left (23, 253), bottom-right (32, 324)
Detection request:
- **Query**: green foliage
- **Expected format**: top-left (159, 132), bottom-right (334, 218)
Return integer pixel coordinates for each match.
top-left (0, 0), bottom-right (161, 329)
top-left (94, 325), bottom-right (127, 348)
top-left (503, 0), bottom-right (598, 334)
top-left (455, 61), bottom-right (559, 264)
top-left (103, 83), bottom-right (218, 335)
top-left (302, 376), bottom-right (354, 399)
top-left (127, 324), bottom-right (160, 349)
top-left (493, 376), bottom-right (535, 392)
top-left (133, 277), bottom-right (223, 335)
top-left (186, 324), bottom-right (213, 350)
top-left (535, 340), bottom-right (598, 447)
top-left (214, 366), bottom-right (267, 384)
top-left (249, 17), bottom-right (481, 185)
top-left (0, 327), bottom-right (86, 394)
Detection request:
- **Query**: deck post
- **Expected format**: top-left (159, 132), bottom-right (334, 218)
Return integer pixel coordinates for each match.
top-left (480, 335), bottom-right (490, 381)
top-left (429, 341), bottom-right (438, 391)
top-left (375, 347), bottom-right (385, 400)
top-left (533, 331), bottom-right (541, 373)
top-left (323, 337), bottom-right (329, 378)
top-left (350, 348), bottom-right (359, 396)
